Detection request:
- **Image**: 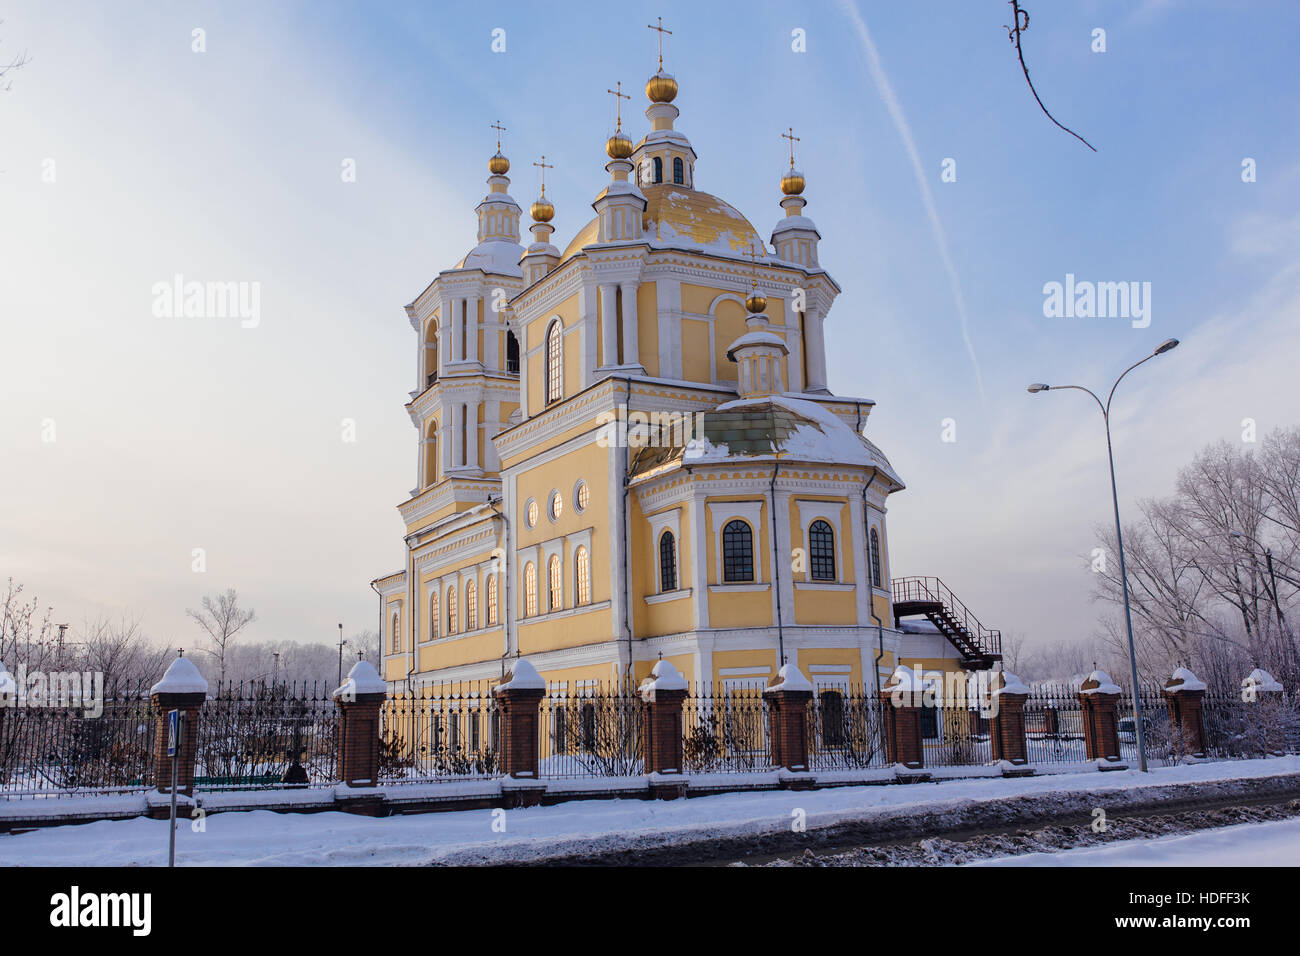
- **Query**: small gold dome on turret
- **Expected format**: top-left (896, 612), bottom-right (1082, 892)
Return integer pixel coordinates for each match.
top-left (489, 151), bottom-right (510, 175)
top-left (605, 130), bottom-right (635, 160)
top-left (645, 71), bottom-right (678, 104)
top-left (745, 290), bottom-right (768, 314)
top-left (781, 168), bottom-right (806, 195)
top-left (530, 195), bottom-right (555, 223)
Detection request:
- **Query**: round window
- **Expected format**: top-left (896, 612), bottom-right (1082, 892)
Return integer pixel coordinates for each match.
top-left (575, 480), bottom-right (590, 512)
top-left (550, 491), bottom-right (563, 521)
top-left (525, 499), bottom-right (538, 528)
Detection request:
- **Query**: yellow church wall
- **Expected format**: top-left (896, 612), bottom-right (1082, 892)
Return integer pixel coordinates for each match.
top-left (418, 629), bottom-right (504, 672)
top-left (704, 495), bottom-right (773, 628)
top-left (710, 648), bottom-right (779, 687)
top-left (636, 282), bottom-right (659, 377)
top-left (630, 497), bottom-right (695, 638)
top-left (712, 298), bottom-right (746, 385)
top-left (533, 660), bottom-right (620, 690)
top-left (517, 605), bottom-right (612, 656)
top-left (787, 496), bottom-right (857, 626)
top-left (680, 283), bottom-right (717, 314)
top-left (792, 647), bottom-right (864, 686)
top-left (681, 318), bottom-right (711, 383)
top-left (872, 593), bottom-right (892, 626)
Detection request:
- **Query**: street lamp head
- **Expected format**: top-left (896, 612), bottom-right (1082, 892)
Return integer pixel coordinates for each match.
top-left (1154, 338), bottom-right (1179, 355)
top-left (1026, 383), bottom-right (1050, 393)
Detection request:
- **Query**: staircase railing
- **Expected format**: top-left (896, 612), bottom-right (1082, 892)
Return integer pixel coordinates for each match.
top-left (891, 576), bottom-right (1002, 662)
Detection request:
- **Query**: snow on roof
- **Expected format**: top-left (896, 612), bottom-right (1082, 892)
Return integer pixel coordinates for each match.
top-left (639, 659), bottom-right (688, 700)
top-left (150, 655), bottom-right (209, 696)
top-left (1080, 670), bottom-right (1122, 695)
top-left (1245, 668), bottom-right (1284, 692)
top-left (333, 660), bottom-right (388, 700)
top-left (764, 662), bottom-right (813, 694)
top-left (1168, 667), bottom-right (1208, 692)
top-left (898, 619), bottom-right (942, 635)
top-left (454, 239), bottom-right (523, 277)
top-left (495, 657), bottom-right (545, 693)
top-left (771, 214), bottom-right (819, 235)
top-left (725, 328), bottom-right (788, 358)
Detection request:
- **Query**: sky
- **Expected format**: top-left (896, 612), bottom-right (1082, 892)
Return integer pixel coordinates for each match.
top-left (2, 1), bottom-right (1298, 657)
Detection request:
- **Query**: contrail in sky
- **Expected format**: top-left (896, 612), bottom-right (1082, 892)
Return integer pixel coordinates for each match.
top-left (837, 0), bottom-right (986, 402)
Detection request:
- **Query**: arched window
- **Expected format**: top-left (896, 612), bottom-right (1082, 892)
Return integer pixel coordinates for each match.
top-left (465, 579), bottom-right (478, 631)
top-left (653, 156), bottom-right (663, 183)
top-left (575, 546), bottom-right (591, 605)
top-left (809, 520), bottom-right (836, 581)
top-left (672, 157), bottom-right (684, 185)
top-left (390, 612), bottom-right (400, 653)
top-left (486, 574), bottom-right (498, 625)
top-left (547, 554), bottom-right (563, 612)
top-left (446, 585), bottom-right (458, 635)
top-left (523, 562), bottom-right (537, 617)
top-left (429, 590), bottom-right (440, 641)
top-left (659, 531), bottom-right (677, 592)
top-left (722, 520), bottom-right (754, 583)
top-left (545, 320), bottom-right (563, 404)
top-left (506, 330), bottom-right (520, 373)
top-left (425, 423), bottom-right (438, 487)
top-left (869, 528), bottom-right (883, 589)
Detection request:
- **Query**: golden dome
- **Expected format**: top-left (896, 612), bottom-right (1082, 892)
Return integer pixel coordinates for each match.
top-left (745, 290), bottom-right (768, 314)
top-left (605, 131), bottom-right (635, 160)
top-left (530, 195), bottom-right (555, 223)
top-left (645, 71), bottom-right (678, 104)
top-left (781, 168), bottom-right (806, 195)
top-left (489, 151), bottom-right (510, 175)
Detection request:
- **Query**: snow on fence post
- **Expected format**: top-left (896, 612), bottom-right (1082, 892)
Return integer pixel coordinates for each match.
top-left (1078, 670), bottom-right (1124, 764)
top-left (989, 671), bottom-right (1031, 769)
top-left (763, 663), bottom-right (813, 779)
top-left (332, 660), bottom-right (388, 788)
top-left (492, 658), bottom-right (545, 780)
top-left (149, 653), bottom-right (209, 799)
top-left (883, 666), bottom-right (925, 771)
top-left (1242, 669), bottom-right (1285, 756)
top-left (1163, 667), bottom-right (1208, 759)
top-left (638, 660), bottom-right (689, 790)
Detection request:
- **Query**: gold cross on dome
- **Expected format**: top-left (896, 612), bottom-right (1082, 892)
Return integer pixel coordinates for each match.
top-left (490, 120), bottom-right (507, 151)
top-left (782, 127), bottom-right (801, 168)
top-left (533, 155), bottom-right (553, 195)
top-left (606, 82), bottom-right (630, 131)
top-left (746, 243), bottom-right (762, 289)
top-left (647, 17), bottom-right (672, 70)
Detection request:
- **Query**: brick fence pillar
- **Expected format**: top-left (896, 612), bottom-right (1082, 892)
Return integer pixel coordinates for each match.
top-left (1079, 670), bottom-right (1123, 762)
top-left (1163, 667), bottom-right (1207, 759)
top-left (764, 663), bottom-right (813, 774)
top-left (493, 658), bottom-right (546, 779)
top-left (638, 660), bottom-right (688, 776)
top-left (990, 672), bottom-right (1030, 765)
top-left (883, 666), bottom-right (925, 770)
top-left (332, 660), bottom-right (388, 787)
top-left (1243, 668), bottom-right (1286, 756)
top-left (149, 654), bottom-right (209, 797)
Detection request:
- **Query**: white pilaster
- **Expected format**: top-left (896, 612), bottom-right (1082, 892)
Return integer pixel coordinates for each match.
top-left (580, 283), bottom-right (599, 387)
top-left (599, 283), bottom-right (618, 368)
top-left (620, 281), bottom-right (641, 371)
top-left (466, 296), bottom-right (480, 364)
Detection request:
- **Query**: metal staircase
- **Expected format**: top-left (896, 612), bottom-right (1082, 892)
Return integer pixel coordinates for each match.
top-left (890, 576), bottom-right (1002, 670)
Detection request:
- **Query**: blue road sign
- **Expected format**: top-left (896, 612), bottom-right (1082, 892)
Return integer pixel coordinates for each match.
top-left (166, 708), bottom-right (179, 757)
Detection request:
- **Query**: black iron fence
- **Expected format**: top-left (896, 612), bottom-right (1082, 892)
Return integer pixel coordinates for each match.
top-left (379, 682), bottom-right (500, 783)
top-left (195, 681), bottom-right (337, 789)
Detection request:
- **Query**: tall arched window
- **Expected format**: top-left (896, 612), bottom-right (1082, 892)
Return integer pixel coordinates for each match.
top-left (486, 574), bottom-right (498, 625)
top-left (659, 531), bottom-right (677, 592)
top-left (429, 590), bottom-right (440, 641)
top-left (506, 331), bottom-right (520, 373)
top-left (653, 156), bottom-right (663, 183)
top-left (425, 423), bottom-right (438, 487)
top-left (672, 157), bottom-right (684, 185)
top-left (574, 546), bottom-right (591, 605)
top-left (465, 579), bottom-right (478, 631)
top-left (446, 585), bottom-right (458, 635)
top-left (547, 554), bottom-right (563, 611)
top-left (390, 612), bottom-right (400, 653)
top-left (722, 520), bottom-right (754, 583)
top-left (869, 528), bottom-right (883, 589)
top-left (523, 562), bottom-right (537, 617)
top-left (809, 520), bottom-right (836, 581)
top-left (545, 320), bottom-right (563, 405)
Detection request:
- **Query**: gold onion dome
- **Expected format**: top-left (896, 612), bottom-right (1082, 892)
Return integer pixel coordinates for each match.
top-left (605, 130), bottom-right (635, 159)
top-left (530, 195), bottom-right (555, 223)
top-left (781, 167), bottom-right (806, 195)
top-left (489, 151), bottom-right (510, 175)
top-left (645, 71), bottom-right (678, 103)
top-left (745, 290), bottom-right (768, 314)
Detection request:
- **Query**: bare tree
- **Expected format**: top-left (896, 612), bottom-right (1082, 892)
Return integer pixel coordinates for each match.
top-left (186, 589), bottom-right (256, 686)
top-left (1, 577), bottom-right (57, 672)
top-left (0, 21), bottom-right (30, 93)
top-left (77, 615), bottom-right (172, 684)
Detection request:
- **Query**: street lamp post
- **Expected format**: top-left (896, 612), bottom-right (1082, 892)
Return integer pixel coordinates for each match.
top-left (1028, 337), bottom-right (1180, 773)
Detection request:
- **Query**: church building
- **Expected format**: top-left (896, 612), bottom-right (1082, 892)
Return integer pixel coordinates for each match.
top-left (372, 39), bottom-right (1001, 699)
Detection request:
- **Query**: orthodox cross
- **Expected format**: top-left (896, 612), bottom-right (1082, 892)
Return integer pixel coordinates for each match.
top-left (782, 127), bottom-right (800, 168)
top-left (647, 17), bottom-right (672, 70)
top-left (533, 155), bottom-right (553, 196)
top-left (606, 82), bottom-right (630, 131)
top-left (490, 120), bottom-right (507, 151)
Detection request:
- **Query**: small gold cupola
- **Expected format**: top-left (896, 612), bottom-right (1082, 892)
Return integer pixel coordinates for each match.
top-left (727, 244), bottom-right (788, 399)
top-left (521, 155), bottom-right (560, 284)
top-left (771, 126), bottom-right (821, 268)
top-left (593, 81), bottom-right (646, 243)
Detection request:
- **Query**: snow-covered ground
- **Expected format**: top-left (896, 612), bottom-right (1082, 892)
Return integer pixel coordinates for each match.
top-left (4, 756), bottom-right (1298, 866)
top-left (970, 816), bottom-right (1300, 867)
